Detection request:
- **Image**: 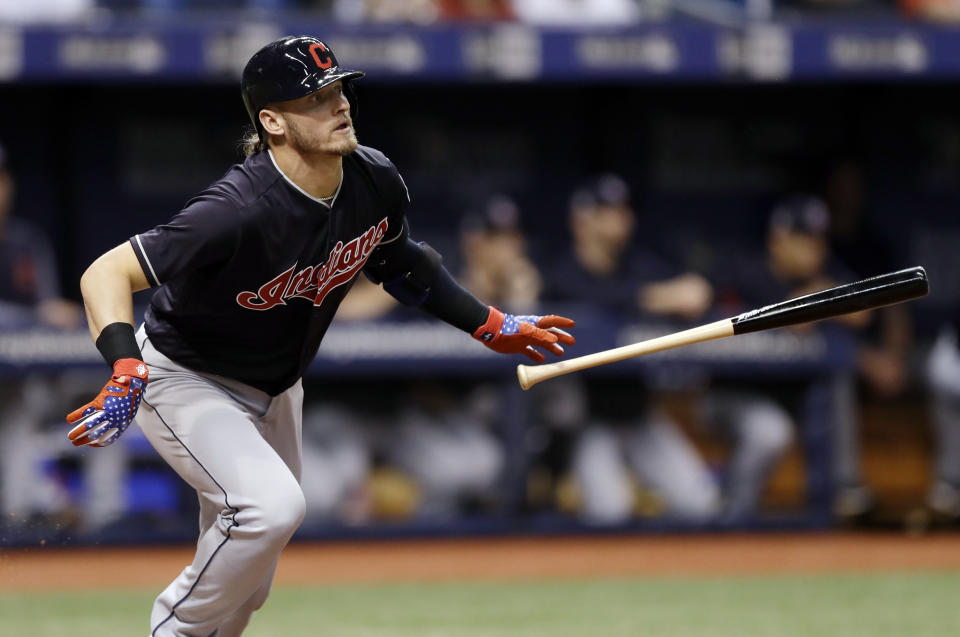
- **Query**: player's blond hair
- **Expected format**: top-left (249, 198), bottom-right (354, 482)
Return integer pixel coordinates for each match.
top-left (241, 128), bottom-right (268, 156)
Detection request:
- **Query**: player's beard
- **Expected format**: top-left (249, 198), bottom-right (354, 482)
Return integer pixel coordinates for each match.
top-left (287, 117), bottom-right (358, 157)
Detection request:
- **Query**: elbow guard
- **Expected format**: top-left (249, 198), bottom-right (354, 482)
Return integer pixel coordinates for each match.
top-left (378, 239), bottom-right (443, 306)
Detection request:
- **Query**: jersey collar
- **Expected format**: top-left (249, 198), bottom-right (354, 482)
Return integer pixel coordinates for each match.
top-left (267, 149), bottom-right (343, 209)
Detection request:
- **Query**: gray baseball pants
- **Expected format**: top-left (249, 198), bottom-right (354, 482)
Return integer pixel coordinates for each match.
top-left (135, 328), bottom-right (305, 637)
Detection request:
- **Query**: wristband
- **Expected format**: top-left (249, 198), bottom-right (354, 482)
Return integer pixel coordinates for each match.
top-left (95, 322), bottom-right (143, 367)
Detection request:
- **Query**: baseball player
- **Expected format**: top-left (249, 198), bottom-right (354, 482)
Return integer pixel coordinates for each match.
top-left (65, 35), bottom-right (575, 637)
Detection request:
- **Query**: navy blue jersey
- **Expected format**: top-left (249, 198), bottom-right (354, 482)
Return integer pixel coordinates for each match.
top-left (541, 249), bottom-right (681, 422)
top-left (542, 250), bottom-right (679, 318)
top-left (130, 145), bottom-right (409, 395)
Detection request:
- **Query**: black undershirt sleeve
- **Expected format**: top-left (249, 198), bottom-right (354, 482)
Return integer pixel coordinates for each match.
top-left (421, 265), bottom-right (491, 334)
top-left (365, 237), bottom-right (490, 334)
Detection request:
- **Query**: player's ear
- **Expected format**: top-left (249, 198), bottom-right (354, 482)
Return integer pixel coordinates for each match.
top-left (259, 108), bottom-right (285, 137)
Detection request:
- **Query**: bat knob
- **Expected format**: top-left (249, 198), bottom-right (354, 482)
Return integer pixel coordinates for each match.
top-left (516, 364), bottom-right (532, 391)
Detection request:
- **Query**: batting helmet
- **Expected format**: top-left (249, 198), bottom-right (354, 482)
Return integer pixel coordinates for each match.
top-left (241, 35), bottom-right (365, 137)
top-left (768, 195), bottom-right (830, 236)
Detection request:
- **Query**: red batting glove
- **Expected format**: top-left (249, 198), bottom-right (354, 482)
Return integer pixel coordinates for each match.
top-left (473, 307), bottom-right (576, 363)
top-left (66, 358), bottom-right (149, 448)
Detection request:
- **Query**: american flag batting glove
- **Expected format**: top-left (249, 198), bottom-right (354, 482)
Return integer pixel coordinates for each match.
top-left (473, 307), bottom-right (576, 364)
top-left (66, 358), bottom-right (149, 448)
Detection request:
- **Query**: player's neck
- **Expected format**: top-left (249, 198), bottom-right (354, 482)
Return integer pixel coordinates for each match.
top-left (270, 145), bottom-right (343, 200)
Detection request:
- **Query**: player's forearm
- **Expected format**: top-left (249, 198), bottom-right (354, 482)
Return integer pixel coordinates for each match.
top-left (81, 270), bottom-right (134, 340)
top-left (367, 237), bottom-right (490, 332)
top-left (639, 273), bottom-right (713, 319)
top-left (420, 265), bottom-right (491, 333)
top-left (79, 243), bottom-right (150, 341)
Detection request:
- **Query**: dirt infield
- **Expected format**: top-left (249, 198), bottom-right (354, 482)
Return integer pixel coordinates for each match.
top-left (3, 532), bottom-right (960, 592)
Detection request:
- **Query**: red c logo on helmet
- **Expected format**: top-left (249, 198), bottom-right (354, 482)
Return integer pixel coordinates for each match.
top-left (309, 42), bottom-right (333, 70)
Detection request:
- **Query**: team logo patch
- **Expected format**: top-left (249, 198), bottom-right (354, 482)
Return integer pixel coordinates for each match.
top-left (236, 217), bottom-right (389, 311)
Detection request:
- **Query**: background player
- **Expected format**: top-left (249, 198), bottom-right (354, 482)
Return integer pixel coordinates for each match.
top-left (0, 140), bottom-right (91, 531)
top-left (64, 35), bottom-right (574, 637)
top-left (540, 174), bottom-right (722, 522)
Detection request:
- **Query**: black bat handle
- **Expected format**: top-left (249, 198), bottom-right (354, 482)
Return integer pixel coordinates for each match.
top-left (731, 266), bottom-right (929, 336)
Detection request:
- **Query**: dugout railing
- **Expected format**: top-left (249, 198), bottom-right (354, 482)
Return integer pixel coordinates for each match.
top-left (0, 313), bottom-right (856, 546)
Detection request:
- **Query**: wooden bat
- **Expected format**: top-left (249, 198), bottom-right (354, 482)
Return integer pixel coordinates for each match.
top-left (517, 266), bottom-right (930, 391)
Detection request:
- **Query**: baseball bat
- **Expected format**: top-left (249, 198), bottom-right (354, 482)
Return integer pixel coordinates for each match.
top-left (517, 266), bottom-right (929, 391)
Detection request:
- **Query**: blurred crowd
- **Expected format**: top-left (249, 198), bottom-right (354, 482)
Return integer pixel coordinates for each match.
top-left (6, 0), bottom-right (960, 26)
top-left (0, 0), bottom-right (647, 24)
top-left (1, 128), bottom-right (958, 542)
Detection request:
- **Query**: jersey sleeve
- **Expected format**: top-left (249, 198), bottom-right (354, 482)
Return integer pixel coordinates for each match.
top-left (354, 145), bottom-right (410, 246)
top-left (379, 157), bottom-right (410, 246)
top-left (130, 194), bottom-right (240, 287)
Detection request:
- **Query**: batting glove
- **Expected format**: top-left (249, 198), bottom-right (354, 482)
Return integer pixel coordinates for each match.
top-left (66, 358), bottom-right (149, 448)
top-left (473, 307), bottom-right (575, 363)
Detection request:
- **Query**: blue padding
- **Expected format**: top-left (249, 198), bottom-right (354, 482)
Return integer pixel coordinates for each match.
top-left (125, 469), bottom-right (180, 512)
